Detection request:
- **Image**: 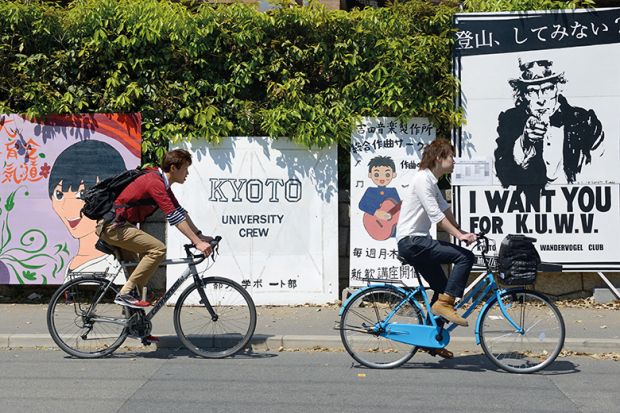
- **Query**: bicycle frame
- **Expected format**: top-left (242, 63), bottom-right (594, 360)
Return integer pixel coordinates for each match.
top-left (339, 238), bottom-right (526, 349)
top-left (86, 247), bottom-right (218, 327)
top-left (142, 260), bottom-right (202, 323)
top-left (339, 283), bottom-right (449, 349)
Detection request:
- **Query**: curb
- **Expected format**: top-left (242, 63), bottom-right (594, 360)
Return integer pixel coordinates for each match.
top-left (1, 334), bottom-right (619, 354)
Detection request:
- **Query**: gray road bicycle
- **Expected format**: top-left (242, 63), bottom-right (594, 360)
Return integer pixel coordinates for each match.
top-left (47, 236), bottom-right (256, 359)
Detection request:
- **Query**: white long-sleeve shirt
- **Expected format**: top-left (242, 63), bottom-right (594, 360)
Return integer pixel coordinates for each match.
top-left (396, 168), bottom-right (449, 240)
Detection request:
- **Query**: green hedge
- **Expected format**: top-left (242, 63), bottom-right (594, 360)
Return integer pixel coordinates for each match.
top-left (0, 0), bottom-right (591, 166)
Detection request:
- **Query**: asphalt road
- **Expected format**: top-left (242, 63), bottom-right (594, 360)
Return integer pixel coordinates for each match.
top-left (1, 349), bottom-right (618, 413)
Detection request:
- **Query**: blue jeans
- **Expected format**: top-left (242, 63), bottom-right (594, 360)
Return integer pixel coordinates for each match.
top-left (397, 235), bottom-right (475, 299)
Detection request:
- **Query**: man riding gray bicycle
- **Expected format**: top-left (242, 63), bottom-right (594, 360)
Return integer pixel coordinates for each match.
top-left (95, 149), bottom-right (212, 309)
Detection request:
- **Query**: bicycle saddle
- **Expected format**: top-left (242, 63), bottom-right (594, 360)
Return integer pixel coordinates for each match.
top-left (95, 239), bottom-right (116, 255)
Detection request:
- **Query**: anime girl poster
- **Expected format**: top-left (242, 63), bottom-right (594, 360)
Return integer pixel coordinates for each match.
top-left (0, 114), bottom-right (141, 284)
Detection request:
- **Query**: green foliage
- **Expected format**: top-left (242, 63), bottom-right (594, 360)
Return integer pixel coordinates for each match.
top-left (0, 0), bottom-right (590, 168)
top-left (462, 0), bottom-right (596, 12)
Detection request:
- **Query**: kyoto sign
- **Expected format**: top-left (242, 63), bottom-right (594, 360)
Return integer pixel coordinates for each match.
top-left (167, 137), bottom-right (338, 305)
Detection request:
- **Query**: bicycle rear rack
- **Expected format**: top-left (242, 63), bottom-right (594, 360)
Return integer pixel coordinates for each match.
top-left (360, 277), bottom-right (409, 287)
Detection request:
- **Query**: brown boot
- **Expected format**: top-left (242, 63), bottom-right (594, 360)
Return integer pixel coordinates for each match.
top-left (431, 293), bottom-right (469, 327)
top-left (425, 347), bottom-right (454, 359)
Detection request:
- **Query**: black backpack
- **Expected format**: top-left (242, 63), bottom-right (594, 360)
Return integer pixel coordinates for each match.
top-left (497, 234), bottom-right (541, 285)
top-left (80, 168), bottom-right (155, 221)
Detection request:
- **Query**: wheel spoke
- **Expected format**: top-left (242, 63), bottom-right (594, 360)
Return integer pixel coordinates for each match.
top-left (47, 278), bottom-right (128, 358)
top-left (174, 278), bottom-right (256, 358)
top-left (340, 287), bottom-right (422, 369)
top-left (480, 290), bottom-right (565, 373)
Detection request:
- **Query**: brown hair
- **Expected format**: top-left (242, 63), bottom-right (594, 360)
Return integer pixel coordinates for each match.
top-left (161, 149), bottom-right (192, 172)
top-left (418, 138), bottom-right (455, 170)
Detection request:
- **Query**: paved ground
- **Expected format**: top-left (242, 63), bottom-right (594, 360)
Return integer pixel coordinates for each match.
top-left (2, 350), bottom-right (620, 412)
top-left (0, 302), bottom-right (618, 354)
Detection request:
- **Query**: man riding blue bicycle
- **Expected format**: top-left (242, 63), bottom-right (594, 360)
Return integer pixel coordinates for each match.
top-left (397, 138), bottom-right (476, 331)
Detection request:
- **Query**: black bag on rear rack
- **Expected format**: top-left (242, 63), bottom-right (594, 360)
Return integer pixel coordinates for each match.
top-left (497, 234), bottom-right (541, 285)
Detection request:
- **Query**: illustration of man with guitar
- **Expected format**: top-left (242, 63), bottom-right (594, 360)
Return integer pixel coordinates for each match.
top-left (359, 156), bottom-right (401, 241)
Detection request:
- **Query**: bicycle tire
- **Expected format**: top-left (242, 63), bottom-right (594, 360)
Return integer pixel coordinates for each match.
top-left (174, 277), bottom-right (256, 358)
top-left (479, 289), bottom-right (565, 373)
top-left (47, 276), bottom-right (129, 358)
top-left (340, 286), bottom-right (423, 369)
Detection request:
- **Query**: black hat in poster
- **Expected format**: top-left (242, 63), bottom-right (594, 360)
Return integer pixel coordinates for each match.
top-left (494, 58), bottom-right (605, 200)
top-left (508, 59), bottom-right (565, 87)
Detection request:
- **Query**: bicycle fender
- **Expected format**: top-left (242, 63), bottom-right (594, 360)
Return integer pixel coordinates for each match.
top-left (474, 287), bottom-right (521, 345)
top-left (338, 283), bottom-right (410, 316)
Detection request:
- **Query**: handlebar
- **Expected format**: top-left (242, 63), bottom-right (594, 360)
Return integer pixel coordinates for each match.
top-left (183, 235), bottom-right (222, 263)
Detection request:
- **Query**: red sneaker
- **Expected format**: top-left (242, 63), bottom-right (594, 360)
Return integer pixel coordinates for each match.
top-left (114, 294), bottom-right (151, 308)
top-left (142, 335), bottom-right (159, 345)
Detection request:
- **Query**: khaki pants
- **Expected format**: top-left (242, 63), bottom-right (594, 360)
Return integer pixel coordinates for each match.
top-left (96, 221), bottom-right (166, 295)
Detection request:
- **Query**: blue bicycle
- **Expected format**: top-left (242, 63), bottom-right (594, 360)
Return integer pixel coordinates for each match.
top-left (338, 234), bottom-right (566, 373)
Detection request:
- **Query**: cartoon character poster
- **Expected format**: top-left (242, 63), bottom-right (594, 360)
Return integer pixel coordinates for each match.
top-left (349, 117), bottom-right (436, 287)
top-left (453, 8), bottom-right (620, 270)
top-left (0, 114), bottom-right (141, 284)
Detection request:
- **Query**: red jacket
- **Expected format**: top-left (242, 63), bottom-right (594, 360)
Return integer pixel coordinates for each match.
top-left (114, 168), bottom-right (186, 225)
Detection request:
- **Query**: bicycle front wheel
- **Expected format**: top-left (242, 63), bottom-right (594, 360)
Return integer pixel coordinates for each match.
top-left (174, 277), bottom-right (256, 358)
top-left (47, 277), bottom-right (129, 358)
top-left (340, 286), bottom-right (423, 369)
top-left (479, 289), bottom-right (565, 373)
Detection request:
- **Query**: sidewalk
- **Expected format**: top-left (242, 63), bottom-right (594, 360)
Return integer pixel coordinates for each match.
top-left (0, 303), bottom-right (618, 354)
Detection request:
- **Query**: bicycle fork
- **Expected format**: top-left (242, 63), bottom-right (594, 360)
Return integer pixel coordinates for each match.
top-left (194, 276), bottom-right (219, 322)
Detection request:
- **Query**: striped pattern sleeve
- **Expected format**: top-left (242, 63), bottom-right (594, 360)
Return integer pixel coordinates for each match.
top-left (166, 207), bottom-right (187, 226)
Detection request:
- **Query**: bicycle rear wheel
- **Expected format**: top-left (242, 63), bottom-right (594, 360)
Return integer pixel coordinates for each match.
top-left (479, 289), bottom-right (565, 373)
top-left (47, 277), bottom-right (129, 358)
top-left (174, 277), bottom-right (256, 358)
top-left (340, 286), bottom-right (423, 369)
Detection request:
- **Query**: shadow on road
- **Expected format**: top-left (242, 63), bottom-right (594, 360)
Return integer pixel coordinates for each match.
top-left (351, 353), bottom-right (580, 374)
top-left (125, 348), bottom-right (278, 360)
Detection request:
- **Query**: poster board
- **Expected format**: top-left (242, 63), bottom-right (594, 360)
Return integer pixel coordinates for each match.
top-left (349, 117), bottom-right (437, 286)
top-left (453, 8), bottom-right (620, 271)
top-left (0, 114), bottom-right (141, 284)
top-left (167, 137), bottom-right (338, 305)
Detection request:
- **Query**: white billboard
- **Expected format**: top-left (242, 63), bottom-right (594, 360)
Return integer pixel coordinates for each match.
top-left (349, 117), bottom-right (436, 286)
top-left (454, 8), bottom-right (620, 270)
top-left (167, 138), bottom-right (338, 305)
